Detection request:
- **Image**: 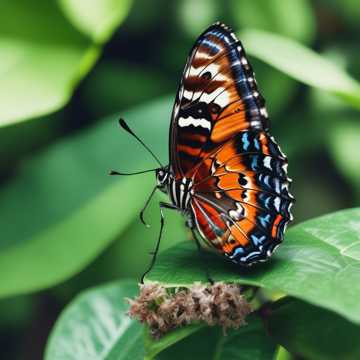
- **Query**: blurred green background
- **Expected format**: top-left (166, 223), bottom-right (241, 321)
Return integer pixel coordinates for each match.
top-left (0, 0), bottom-right (359, 358)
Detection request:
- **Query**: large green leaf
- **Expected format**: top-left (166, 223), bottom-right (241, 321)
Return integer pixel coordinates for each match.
top-left (268, 298), bottom-right (360, 360)
top-left (240, 29), bottom-right (360, 109)
top-left (146, 208), bottom-right (360, 324)
top-left (45, 281), bottom-right (144, 360)
top-left (0, 0), bottom-right (132, 127)
top-left (157, 315), bottom-right (277, 360)
top-left (0, 97), bottom-right (172, 298)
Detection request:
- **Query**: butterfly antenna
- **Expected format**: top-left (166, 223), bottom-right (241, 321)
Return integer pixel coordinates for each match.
top-left (118, 118), bottom-right (163, 168)
top-left (109, 169), bottom-right (158, 176)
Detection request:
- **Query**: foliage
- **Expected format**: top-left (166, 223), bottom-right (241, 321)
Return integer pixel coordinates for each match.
top-left (1, 0), bottom-right (359, 359)
top-left (146, 208), bottom-right (360, 324)
top-left (45, 281), bottom-right (277, 360)
top-left (240, 29), bottom-right (360, 109)
top-left (0, 99), bottom-right (169, 297)
top-left (45, 281), bottom-right (143, 360)
top-left (0, 0), bottom-right (132, 127)
top-left (267, 297), bottom-right (360, 360)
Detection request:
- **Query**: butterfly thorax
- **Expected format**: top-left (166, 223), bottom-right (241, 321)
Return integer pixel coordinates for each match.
top-left (155, 167), bottom-right (170, 191)
top-left (156, 167), bottom-right (194, 212)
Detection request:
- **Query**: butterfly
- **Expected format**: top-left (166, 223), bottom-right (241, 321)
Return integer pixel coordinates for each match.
top-left (112, 22), bottom-right (294, 278)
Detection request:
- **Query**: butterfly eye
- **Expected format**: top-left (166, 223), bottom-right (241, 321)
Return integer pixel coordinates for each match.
top-left (201, 71), bottom-right (211, 80)
top-left (209, 103), bottom-right (221, 114)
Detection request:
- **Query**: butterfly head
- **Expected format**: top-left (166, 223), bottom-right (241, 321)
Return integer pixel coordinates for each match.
top-left (156, 167), bottom-right (170, 192)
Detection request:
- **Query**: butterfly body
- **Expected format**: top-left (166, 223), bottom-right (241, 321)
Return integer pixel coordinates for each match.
top-left (156, 168), bottom-right (194, 213)
top-left (135, 22), bottom-right (294, 268)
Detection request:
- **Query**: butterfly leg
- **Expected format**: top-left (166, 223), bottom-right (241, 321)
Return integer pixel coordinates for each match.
top-left (140, 202), bottom-right (177, 284)
top-left (139, 185), bottom-right (158, 227)
top-left (191, 228), bottom-right (214, 285)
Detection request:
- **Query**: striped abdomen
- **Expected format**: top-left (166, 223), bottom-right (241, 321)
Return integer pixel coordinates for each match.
top-left (167, 176), bottom-right (194, 211)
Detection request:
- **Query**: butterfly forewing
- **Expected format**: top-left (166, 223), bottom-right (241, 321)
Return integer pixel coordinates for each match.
top-left (169, 22), bottom-right (294, 265)
top-left (170, 23), bottom-right (269, 179)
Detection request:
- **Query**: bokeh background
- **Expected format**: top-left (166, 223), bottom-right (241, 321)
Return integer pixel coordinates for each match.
top-left (0, 0), bottom-right (359, 358)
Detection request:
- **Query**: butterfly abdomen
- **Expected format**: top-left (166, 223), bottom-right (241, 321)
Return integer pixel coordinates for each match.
top-left (168, 175), bottom-right (194, 211)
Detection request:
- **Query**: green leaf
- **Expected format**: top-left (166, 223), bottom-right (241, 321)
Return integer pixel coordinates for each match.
top-left (212, 316), bottom-right (277, 360)
top-left (0, 97), bottom-right (172, 298)
top-left (231, 0), bottom-right (314, 118)
top-left (251, 60), bottom-right (296, 118)
top-left (157, 326), bottom-right (220, 360)
top-left (146, 208), bottom-right (360, 324)
top-left (329, 121), bottom-right (360, 194)
top-left (240, 29), bottom-right (360, 109)
top-left (46, 280), bottom-right (205, 360)
top-left (45, 280), bottom-right (144, 360)
top-left (0, 0), bottom-right (132, 127)
top-left (232, 0), bottom-right (315, 44)
top-left (58, 0), bottom-right (133, 42)
top-left (268, 298), bottom-right (360, 360)
top-left (144, 323), bottom-right (205, 360)
top-left (274, 346), bottom-right (292, 360)
top-left (157, 315), bottom-right (277, 360)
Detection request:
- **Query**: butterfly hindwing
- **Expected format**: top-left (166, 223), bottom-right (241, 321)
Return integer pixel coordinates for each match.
top-left (190, 130), bottom-right (293, 265)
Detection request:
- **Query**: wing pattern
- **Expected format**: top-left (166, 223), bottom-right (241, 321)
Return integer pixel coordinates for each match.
top-left (169, 23), bottom-right (294, 265)
top-left (170, 23), bottom-right (269, 179)
top-left (190, 130), bottom-right (293, 264)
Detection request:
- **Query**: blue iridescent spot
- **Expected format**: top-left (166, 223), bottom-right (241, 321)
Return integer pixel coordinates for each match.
top-left (242, 132), bottom-right (250, 150)
top-left (210, 30), bottom-right (229, 44)
top-left (230, 246), bottom-right (244, 259)
top-left (251, 234), bottom-right (266, 246)
top-left (260, 174), bottom-right (271, 188)
top-left (201, 38), bottom-right (221, 55)
top-left (258, 214), bottom-right (271, 228)
top-left (264, 196), bottom-right (271, 209)
top-left (254, 138), bottom-right (260, 150)
top-left (250, 155), bottom-right (257, 170)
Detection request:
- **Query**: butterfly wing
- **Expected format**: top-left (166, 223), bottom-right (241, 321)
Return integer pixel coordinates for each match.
top-left (169, 22), bottom-right (269, 180)
top-left (190, 131), bottom-right (294, 265)
top-left (169, 22), bottom-right (294, 264)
